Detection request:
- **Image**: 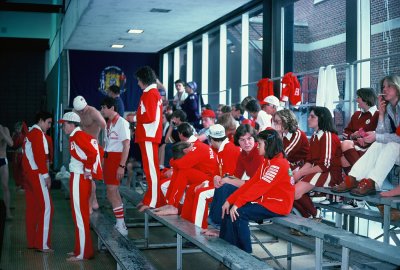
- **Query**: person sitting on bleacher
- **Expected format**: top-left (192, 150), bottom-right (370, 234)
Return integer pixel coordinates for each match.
top-left (341, 88), bottom-right (379, 174)
top-left (273, 109), bottom-right (310, 217)
top-left (205, 124), bottom-right (264, 236)
top-left (332, 75), bottom-right (400, 197)
top-left (219, 129), bottom-right (294, 253)
top-left (180, 124), bottom-right (240, 229)
top-left (292, 106), bottom-right (342, 219)
top-left (153, 130), bottom-right (218, 216)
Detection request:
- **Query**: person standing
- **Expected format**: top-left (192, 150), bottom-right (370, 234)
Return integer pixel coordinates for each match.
top-left (59, 112), bottom-right (102, 261)
top-left (173, 79), bottom-right (187, 110)
top-left (181, 81), bottom-right (201, 130)
top-left (100, 97), bottom-right (130, 236)
top-left (107, 84), bottom-right (125, 117)
top-left (73, 95), bottom-right (106, 213)
top-left (0, 124), bottom-right (13, 219)
top-left (22, 111), bottom-right (54, 252)
top-left (135, 66), bottom-right (163, 212)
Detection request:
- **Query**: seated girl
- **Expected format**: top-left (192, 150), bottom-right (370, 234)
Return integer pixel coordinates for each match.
top-left (219, 129), bottom-right (294, 253)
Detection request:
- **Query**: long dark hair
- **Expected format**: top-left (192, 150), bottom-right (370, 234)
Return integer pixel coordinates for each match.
top-left (257, 129), bottom-right (285, 159)
top-left (309, 106), bottom-right (337, 134)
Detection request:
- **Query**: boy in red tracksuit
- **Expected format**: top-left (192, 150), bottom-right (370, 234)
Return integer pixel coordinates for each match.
top-left (135, 66), bottom-right (163, 212)
top-left (22, 111), bottom-right (54, 252)
top-left (220, 129), bottom-right (294, 253)
top-left (59, 112), bottom-right (103, 261)
top-left (154, 139), bottom-right (219, 216)
top-left (181, 124), bottom-right (240, 229)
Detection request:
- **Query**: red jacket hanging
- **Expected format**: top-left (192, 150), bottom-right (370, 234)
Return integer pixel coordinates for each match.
top-left (257, 78), bottom-right (274, 102)
top-left (281, 72), bottom-right (301, 106)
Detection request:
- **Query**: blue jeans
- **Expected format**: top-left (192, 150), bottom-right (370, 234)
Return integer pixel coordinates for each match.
top-left (209, 184), bottom-right (238, 227)
top-left (219, 203), bottom-right (281, 253)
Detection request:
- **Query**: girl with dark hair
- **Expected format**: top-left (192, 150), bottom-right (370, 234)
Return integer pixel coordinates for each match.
top-left (340, 88), bottom-right (379, 174)
top-left (219, 129), bottom-right (294, 253)
top-left (292, 106), bottom-right (342, 219)
top-left (205, 124), bottom-right (264, 236)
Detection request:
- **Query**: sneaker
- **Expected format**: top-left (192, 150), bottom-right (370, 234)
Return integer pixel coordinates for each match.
top-left (341, 199), bottom-right (365, 210)
top-left (114, 224), bottom-right (128, 236)
top-left (319, 199), bottom-right (331, 205)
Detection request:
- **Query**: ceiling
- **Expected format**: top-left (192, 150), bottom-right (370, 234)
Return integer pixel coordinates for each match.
top-left (0, 0), bottom-right (252, 53)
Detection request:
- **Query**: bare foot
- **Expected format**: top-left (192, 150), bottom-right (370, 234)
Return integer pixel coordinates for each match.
top-left (152, 205), bottom-right (169, 212)
top-left (154, 205), bottom-right (178, 216)
top-left (66, 256), bottom-right (84, 262)
top-left (201, 229), bottom-right (220, 237)
top-left (92, 201), bottom-right (99, 210)
top-left (136, 202), bottom-right (144, 209)
top-left (37, 248), bottom-right (54, 253)
top-left (381, 187), bottom-right (400, 197)
top-left (138, 204), bottom-right (150, 212)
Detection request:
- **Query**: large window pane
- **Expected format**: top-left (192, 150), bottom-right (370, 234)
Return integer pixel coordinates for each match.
top-left (369, 0), bottom-right (400, 89)
top-left (208, 30), bottom-right (220, 109)
top-left (193, 38), bottom-right (202, 93)
top-left (291, 0), bottom-right (347, 134)
top-left (227, 19), bottom-right (242, 105)
top-left (167, 51), bottom-right (174, 101)
top-left (179, 45), bottom-right (187, 82)
top-left (248, 9), bottom-right (263, 98)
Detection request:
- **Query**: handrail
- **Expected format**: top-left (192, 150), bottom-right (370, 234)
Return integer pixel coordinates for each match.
top-left (352, 51), bottom-right (400, 65)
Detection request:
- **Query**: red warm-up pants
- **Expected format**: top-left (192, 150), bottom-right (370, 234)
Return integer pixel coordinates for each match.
top-left (166, 168), bottom-right (210, 208)
top-left (139, 142), bottom-right (162, 208)
top-left (69, 173), bottom-right (93, 259)
top-left (25, 170), bottom-right (53, 250)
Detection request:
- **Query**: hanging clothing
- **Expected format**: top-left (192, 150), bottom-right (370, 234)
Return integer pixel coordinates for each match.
top-left (316, 65), bottom-right (340, 115)
top-left (281, 72), bottom-right (301, 106)
top-left (257, 78), bottom-right (274, 102)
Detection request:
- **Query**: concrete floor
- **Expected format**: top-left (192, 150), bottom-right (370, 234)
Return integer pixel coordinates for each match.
top-left (1, 179), bottom-right (343, 270)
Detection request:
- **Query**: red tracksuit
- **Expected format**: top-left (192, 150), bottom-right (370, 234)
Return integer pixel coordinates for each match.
top-left (135, 83), bottom-right (163, 208)
top-left (283, 129), bottom-right (310, 169)
top-left (227, 153), bottom-right (294, 215)
top-left (342, 107), bottom-right (379, 151)
top-left (166, 141), bottom-right (218, 208)
top-left (302, 130), bottom-right (342, 187)
top-left (234, 142), bottom-right (264, 179)
top-left (281, 72), bottom-right (301, 106)
top-left (22, 125), bottom-right (53, 250)
top-left (69, 127), bottom-right (103, 259)
top-left (181, 139), bottom-right (240, 228)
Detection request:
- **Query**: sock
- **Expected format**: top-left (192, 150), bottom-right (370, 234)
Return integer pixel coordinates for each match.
top-left (113, 205), bottom-right (124, 220)
top-left (297, 194), bottom-right (317, 217)
top-left (343, 148), bottom-right (360, 166)
top-left (293, 200), bottom-right (310, 218)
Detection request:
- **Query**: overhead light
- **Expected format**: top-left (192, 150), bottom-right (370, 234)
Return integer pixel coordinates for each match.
top-left (150, 8), bottom-right (171, 13)
top-left (111, 44), bottom-right (124, 49)
top-left (128, 29), bottom-right (144, 34)
top-left (258, 37), bottom-right (263, 41)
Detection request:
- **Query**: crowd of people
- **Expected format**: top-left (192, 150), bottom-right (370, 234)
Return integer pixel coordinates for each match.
top-left (2, 68), bottom-right (399, 258)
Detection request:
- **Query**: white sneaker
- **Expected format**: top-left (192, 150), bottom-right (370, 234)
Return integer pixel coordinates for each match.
top-left (319, 199), bottom-right (331, 205)
top-left (341, 199), bottom-right (365, 210)
top-left (114, 224), bottom-right (128, 236)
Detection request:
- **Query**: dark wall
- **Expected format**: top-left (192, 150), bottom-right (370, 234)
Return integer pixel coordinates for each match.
top-left (69, 50), bottom-right (159, 112)
top-left (0, 38), bottom-right (48, 131)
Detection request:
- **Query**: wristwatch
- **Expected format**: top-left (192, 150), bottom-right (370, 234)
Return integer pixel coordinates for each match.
top-left (119, 164), bottom-right (126, 169)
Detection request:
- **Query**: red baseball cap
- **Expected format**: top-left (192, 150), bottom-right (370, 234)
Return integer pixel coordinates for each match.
top-left (201, 109), bottom-right (216, 119)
